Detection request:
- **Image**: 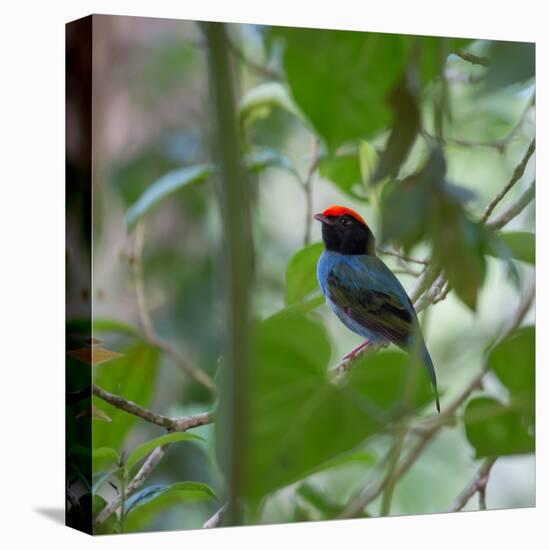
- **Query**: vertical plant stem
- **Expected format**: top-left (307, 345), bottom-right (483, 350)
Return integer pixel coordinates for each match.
top-left (203, 22), bottom-right (253, 527)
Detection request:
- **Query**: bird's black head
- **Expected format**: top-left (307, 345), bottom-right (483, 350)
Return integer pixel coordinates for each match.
top-left (314, 205), bottom-right (375, 255)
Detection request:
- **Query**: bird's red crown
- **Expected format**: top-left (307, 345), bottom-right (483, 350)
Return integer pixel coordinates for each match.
top-left (323, 205), bottom-right (367, 226)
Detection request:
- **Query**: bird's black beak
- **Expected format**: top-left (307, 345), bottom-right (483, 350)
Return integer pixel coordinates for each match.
top-left (314, 213), bottom-right (334, 225)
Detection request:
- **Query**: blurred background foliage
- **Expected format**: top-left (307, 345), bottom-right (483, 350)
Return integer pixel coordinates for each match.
top-left (66, 15), bottom-right (535, 533)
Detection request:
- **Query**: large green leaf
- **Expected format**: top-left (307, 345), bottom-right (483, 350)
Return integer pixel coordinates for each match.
top-left (126, 432), bottom-right (205, 471)
top-left (236, 311), bottom-right (432, 505)
top-left (274, 29), bottom-right (471, 151)
top-left (464, 397), bottom-right (534, 458)
top-left (285, 242), bottom-right (324, 305)
top-left (92, 342), bottom-right (160, 468)
top-left (275, 28), bottom-right (410, 150)
top-left (488, 326), bottom-right (535, 415)
top-left (465, 327), bottom-right (535, 458)
top-left (126, 164), bottom-right (216, 230)
top-left (487, 232), bottom-right (535, 265)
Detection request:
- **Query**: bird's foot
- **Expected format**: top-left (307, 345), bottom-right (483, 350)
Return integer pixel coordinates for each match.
top-left (343, 340), bottom-right (371, 361)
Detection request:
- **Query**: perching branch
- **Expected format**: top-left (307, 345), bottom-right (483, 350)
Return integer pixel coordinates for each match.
top-left (131, 222), bottom-right (216, 391)
top-left (449, 457), bottom-right (497, 512)
top-left (92, 384), bottom-right (213, 431)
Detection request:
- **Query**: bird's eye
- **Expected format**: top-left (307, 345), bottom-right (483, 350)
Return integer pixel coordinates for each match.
top-left (340, 217), bottom-right (350, 226)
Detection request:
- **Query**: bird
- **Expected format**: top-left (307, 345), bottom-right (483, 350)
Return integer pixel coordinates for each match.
top-left (314, 204), bottom-right (440, 413)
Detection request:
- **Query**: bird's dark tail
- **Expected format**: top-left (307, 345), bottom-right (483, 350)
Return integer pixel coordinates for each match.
top-left (421, 345), bottom-right (440, 413)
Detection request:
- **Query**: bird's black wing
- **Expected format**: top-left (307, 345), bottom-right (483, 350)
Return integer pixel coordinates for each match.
top-left (326, 260), bottom-right (416, 348)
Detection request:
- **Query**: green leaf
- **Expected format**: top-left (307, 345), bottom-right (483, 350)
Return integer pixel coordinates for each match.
top-left (92, 342), bottom-right (160, 468)
top-left (487, 232), bottom-right (535, 265)
top-left (274, 28), bottom-right (411, 150)
top-left (125, 164), bottom-right (216, 230)
top-left (285, 243), bottom-right (324, 305)
top-left (92, 447), bottom-right (119, 465)
top-left (372, 78), bottom-right (421, 184)
top-left (126, 432), bottom-right (204, 471)
top-left (232, 312), bottom-right (432, 505)
top-left (488, 326), bottom-right (535, 411)
top-left (274, 29), bottom-right (470, 151)
top-left (464, 397), bottom-right (534, 458)
top-left (319, 154), bottom-right (368, 200)
top-left (486, 41), bottom-right (535, 91)
top-left (380, 147), bottom-right (446, 251)
top-left (124, 482), bottom-right (217, 532)
top-left (433, 202), bottom-right (486, 311)
top-left (239, 81), bottom-right (302, 129)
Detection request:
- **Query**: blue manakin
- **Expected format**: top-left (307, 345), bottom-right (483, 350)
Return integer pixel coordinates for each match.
top-left (315, 205), bottom-right (440, 413)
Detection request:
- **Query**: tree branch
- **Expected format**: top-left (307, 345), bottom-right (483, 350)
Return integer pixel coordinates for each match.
top-left (480, 138), bottom-right (535, 223)
top-left (449, 457), bottom-right (497, 512)
top-left (92, 384), bottom-right (213, 527)
top-left (92, 384), bottom-right (213, 431)
top-left (94, 446), bottom-right (167, 526)
top-left (488, 179), bottom-right (535, 230)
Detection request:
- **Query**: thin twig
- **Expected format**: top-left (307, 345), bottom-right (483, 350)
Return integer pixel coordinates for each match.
top-left (449, 457), bottom-right (497, 512)
top-left (488, 180), bottom-right (535, 230)
top-left (480, 139), bottom-right (535, 223)
top-left (131, 222), bottom-right (216, 391)
top-left (377, 248), bottom-right (430, 266)
top-left (455, 51), bottom-right (490, 67)
top-left (94, 446), bottom-right (167, 527)
top-left (423, 95), bottom-right (534, 153)
top-left (203, 504), bottom-right (227, 528)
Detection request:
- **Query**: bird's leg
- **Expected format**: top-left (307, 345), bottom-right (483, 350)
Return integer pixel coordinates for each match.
top-left (343, 340), bottom-right (371, 360)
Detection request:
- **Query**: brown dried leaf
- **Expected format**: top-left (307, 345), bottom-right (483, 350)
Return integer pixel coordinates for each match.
top-left (67, 346), bottom-right (123, 366)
